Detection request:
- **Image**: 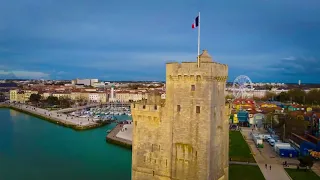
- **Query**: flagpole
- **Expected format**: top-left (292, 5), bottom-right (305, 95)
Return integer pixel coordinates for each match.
top-left (197, 12), bottom-right (201, 68)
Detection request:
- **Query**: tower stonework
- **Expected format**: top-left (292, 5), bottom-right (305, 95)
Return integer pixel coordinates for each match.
top-left (131, 50), bottom-right (229, 180)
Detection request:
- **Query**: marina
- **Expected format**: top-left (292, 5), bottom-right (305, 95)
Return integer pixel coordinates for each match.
top-left (0, 102), bottom-right (132, 131)
top-left (68, 105), bottom-right (132, 122)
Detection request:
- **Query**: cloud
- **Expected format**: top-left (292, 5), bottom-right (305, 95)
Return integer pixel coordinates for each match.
top-left (0, 70), bottom-right (50, 79)
top-left (56, 71), bottom-right (67, 75)
top-left (268, 56), bottom-right (320, 76)
top-left (282, 56), bottom-right (296, 61)
top-left (0, 0), bottom-right (320, 82)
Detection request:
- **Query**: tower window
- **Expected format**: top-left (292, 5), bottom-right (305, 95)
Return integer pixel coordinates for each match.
top-left (191, 85), bottom-right (195, 91)
top-left (153, 171), bottom-right (155, 176)
top-left (154, 105), bottom-right (157, 110)
top-left (143, 105), bottom-right (146, 109)
top-left (177, 105), bottom-right (181, 112)
top-left (196, 106), bottom-right (200, 113)
top-left (135, 121), bottom-right (137, 126)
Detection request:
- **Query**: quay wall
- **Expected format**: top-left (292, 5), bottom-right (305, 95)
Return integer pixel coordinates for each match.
top-left (0, 104), bottom-right (108, 131)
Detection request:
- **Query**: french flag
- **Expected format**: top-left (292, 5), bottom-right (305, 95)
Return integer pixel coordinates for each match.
top-left (192, 16), bottom-right (199, 29)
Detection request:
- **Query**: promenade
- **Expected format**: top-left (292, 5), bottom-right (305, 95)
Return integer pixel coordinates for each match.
top-left (241, 127), bottom-right (292, 180)
top-left (1, 103), bottom-right (102, 130)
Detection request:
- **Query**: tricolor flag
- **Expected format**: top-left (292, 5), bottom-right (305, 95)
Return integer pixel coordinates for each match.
top-left (192, 16), bottom-right (199, 29)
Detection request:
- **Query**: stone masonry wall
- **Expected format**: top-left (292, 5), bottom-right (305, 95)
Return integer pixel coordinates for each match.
top-left (132, 51), bottom-right (229, 180)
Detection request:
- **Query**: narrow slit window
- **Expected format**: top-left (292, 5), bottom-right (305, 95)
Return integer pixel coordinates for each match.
top-left (177, 105), bottom-right (181, 112)
top-left (191, 85), bottom-right (195, 91)
top-left (153, 171), bottom-right (155, 176)
top-left (196, 106), bottom-right (200, 113)
top-left (154, 105), bottom-right (157, 110)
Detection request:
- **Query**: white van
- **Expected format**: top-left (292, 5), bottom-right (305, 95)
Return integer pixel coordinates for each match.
top-left (268, 139), bottom-right (276, 146)
top-left (263, 135), bottom-right (271, 141)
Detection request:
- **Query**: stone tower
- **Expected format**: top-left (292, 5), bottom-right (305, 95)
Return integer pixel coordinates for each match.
top-left (131, 50), bottom-right (229, 180)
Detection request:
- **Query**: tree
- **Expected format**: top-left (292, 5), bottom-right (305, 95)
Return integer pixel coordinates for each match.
top-left (306, 89), bottom-right (320, 105)
top-left (46, 96), bottom-right (59, 106)
top-left (277, 92), bottom-right (289, 102)
top-left (288, 89), bottom-right (306, 104)
top-left (261, 92), bottom-right (277, 101)
top-left (0, 92), bottom-right (5, 102)
top-left (29, 93), bottom-right (41, 104)
top-left (298, 156), bottom-right (314, 170)
top-left (59, 97), bottom-right (72, 108)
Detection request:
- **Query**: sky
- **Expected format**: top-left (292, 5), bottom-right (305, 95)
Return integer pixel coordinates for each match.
top-left (0, 0), bottom-right (320, 83)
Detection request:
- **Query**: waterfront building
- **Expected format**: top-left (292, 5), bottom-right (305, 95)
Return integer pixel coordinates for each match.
top-left (10, 89), bottom-right (38, 103)
top-left (115, 91), bottom-right (148, 102)
top-left (52, 92), bottom-right (71, 99)
top-left (131, 50), bottom-right (230, 180)
top-left (88, 92), bottom-right (107, 103)
top-left (72, 78), bottom-right (99, 86)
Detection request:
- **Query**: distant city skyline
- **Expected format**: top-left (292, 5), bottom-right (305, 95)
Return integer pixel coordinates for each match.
top-left (0, 0), bottom-right (320, 83)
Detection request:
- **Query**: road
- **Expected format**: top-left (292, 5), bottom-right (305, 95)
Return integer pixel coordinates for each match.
top-left (241, 127), bottom-right (292, 180)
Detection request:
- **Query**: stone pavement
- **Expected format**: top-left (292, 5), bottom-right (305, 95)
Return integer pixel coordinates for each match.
top-left (116, 124), bottom-right (133, 141)
top-left (10, 104), bottom-right (97, 126)
top-left (241, 128), bottom-right (292, 180)
top-left (106, 124), bottom-right (132, 146)
top-left (312, 162), bottom-right (320, 177)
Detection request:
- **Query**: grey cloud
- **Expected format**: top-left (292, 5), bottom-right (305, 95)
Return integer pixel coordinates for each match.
top-left (268, 56), bottom-right (320, 76)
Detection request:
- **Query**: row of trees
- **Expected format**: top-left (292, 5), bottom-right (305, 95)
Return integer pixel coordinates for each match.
top-left (258, 89), bottom-right (320, 105)
top-left (29, 94), bottom-right (73, 108)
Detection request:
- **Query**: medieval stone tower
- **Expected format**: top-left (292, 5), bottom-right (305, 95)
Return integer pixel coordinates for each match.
top-left (131, 50), bottom-right (229, 180)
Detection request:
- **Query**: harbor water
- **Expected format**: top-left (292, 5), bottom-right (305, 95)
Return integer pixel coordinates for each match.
top-left (0, 108), bottom-right (132, 180)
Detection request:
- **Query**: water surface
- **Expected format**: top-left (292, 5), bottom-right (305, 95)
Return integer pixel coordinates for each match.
top-left (0, 108), bottom-right (132, 180)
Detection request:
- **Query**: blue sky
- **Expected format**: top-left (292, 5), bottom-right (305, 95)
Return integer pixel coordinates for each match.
top-left (0, 0), bottom-right (320, 82)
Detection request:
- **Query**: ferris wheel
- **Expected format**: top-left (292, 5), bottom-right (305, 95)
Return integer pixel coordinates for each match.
top-left (232, 75), bottom-right (254, 99)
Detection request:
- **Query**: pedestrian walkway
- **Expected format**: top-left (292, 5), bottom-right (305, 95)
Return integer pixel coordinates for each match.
top-left (312, 162), bottom-right (320, 177)
top-left (240, 128), bottom-right (291, 180)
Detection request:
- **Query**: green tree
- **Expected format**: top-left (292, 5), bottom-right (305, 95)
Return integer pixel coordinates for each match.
top-left (306, 89), bottom-right (320, 105)
top-left (59, 97), bottom-right (72, 108)
top-left (46, 96), bottom-right (59, 106)
top-left (298, 156), bottom-right (314, 170)
top-left (29, 93), bottom-right (41, 104)
top-left (261, 92), bottom-right (277, 101)
top-left (287, 89), bottom-right (306, 104)
top-left (277, 92), bottom-right (289, 102)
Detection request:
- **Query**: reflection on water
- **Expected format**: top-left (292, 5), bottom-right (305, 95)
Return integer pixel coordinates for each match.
top-left (10, 109), bottom-right (18, 117)
top-left (10, 109), bottom-right (30, 122)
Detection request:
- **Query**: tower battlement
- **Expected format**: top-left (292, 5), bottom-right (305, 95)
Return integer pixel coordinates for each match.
top-left (166, 51), bottom-right (228, 83)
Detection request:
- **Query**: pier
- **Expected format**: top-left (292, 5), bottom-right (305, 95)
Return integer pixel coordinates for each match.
top-left (0, 103), bottom-right (108, 130)
top-left (106, 124), bottom-right (132, 149)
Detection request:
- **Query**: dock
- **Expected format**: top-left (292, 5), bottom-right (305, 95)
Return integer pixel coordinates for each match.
top-left (0, 103), bottom-right (109, 131)
top-left (106, 124), bottom-right (132, 149)
top-left (53, 102), bottom-right (131, 113)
